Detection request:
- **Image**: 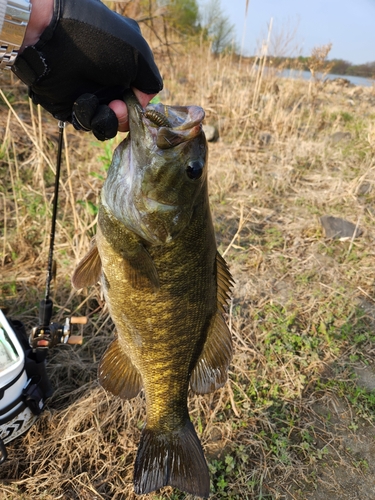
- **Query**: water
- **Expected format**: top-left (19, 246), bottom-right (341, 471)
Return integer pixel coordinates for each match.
top-left (279, 69), bottom-right (373, 87)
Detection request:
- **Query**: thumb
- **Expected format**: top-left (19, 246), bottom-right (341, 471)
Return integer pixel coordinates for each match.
top-left (108, 88), bottom-right (158, 132)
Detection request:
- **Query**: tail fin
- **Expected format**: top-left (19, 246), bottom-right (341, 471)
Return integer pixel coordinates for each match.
top-left (133, 420), bottom-right (210, 498)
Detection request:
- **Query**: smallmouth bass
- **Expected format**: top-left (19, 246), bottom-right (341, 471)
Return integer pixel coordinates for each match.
top-left (73, 92), bottom-right (233, 498)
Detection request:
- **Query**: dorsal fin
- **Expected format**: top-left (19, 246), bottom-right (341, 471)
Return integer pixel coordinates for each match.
top-left (216, 251), bottom-right (234, 312)
top-left (72, 240), bottom-right (102, 289)
top-left (190, 252), bottom-right (234, 394)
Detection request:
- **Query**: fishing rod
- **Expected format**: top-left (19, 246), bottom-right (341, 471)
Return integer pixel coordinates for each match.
top-left (30, 121), bottom-right (87, 351)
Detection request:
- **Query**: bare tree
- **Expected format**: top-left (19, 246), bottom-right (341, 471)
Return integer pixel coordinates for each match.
top-left (199, 0), bottom-right (236, 53)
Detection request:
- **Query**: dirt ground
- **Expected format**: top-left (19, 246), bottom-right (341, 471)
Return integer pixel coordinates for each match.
top-left (298, 367), bottom-right (375, 500)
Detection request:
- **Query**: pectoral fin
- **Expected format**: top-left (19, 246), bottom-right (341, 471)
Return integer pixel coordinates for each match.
top-left (98, 204), bottom-right (160, 291)
top-left (72, 240), bottom-right (102, 289)
top-left (122, 244), bottom-right (160, 292)
top-left (98, 338), bottom-right (143, 400)
top-left (190, 252), bottom-right (234, 394)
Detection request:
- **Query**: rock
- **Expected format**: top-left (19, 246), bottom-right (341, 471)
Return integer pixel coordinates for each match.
top-left (330, 131), bottom-right (352, 144)
top-left (202, 124), bottom-right (219, 142)
top-left (330, 77), bottom-right (353, 87)
top-left (356, 181), bottom-right (372, 196)
top-left (353, 363), bottom-right (375, 392)
top-left (258, 132), bottom-right (273, 146)
top-left (320, 215), bottom-right (362, 239)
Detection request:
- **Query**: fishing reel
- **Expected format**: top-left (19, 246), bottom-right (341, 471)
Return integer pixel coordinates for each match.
top-left (0, 300), bottom-right (88, 465)
top-left (30, 299), bottom-right (87, 351)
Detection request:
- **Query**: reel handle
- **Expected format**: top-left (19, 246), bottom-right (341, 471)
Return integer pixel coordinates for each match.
top-left (66, 316), bottom-right (87, 345)
top-left (70, 317), bottom-right (88, 325)
top-left (67, 335), bottom-right (84, 345)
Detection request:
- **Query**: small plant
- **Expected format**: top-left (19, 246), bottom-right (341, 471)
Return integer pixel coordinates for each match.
top-left (76, 199), bottom-right (99, 217)
top-left (308, 43), bottom-right (333, 82)
top-left (96, 137), bottom-right (118, 172)
top-left (209, 447), bottom-right (250, 498)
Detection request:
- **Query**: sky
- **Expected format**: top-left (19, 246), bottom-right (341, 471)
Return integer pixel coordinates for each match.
top-left (199, 0), bottom-right (375, 64)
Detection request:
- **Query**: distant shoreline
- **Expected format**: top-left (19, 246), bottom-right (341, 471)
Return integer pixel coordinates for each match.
top-left (279, 69), bottom-right (373, 87)
top-left (236, 55), bottom-right (375, 80)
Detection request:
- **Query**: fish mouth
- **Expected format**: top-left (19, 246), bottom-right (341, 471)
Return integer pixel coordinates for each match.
top-left (143, 103), bottom-right (205, 131)
top-left (124, 91), bottom-right (205, 150)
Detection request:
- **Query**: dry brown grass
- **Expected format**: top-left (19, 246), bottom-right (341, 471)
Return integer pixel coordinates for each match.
top-left (1, 35), bottom-right (375, 500)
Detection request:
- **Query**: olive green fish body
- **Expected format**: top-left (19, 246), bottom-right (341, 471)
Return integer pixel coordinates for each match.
top-left (98, 185), bottom-right (216, 428)
top-left (72, 92), bottom-right (233, 498)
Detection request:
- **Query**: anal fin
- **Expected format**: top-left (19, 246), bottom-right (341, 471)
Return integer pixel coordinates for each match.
top-left (98, 338), bottom-right (143, 400)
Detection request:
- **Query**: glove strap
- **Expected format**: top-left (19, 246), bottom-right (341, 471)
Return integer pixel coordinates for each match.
top-left (0, 0), bottom-right (31, 70)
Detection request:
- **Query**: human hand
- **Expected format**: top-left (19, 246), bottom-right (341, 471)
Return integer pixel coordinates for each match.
top-left (13, 0), bottom-right (162, 140)
top-left (107, 89), bottom-right (157, 133)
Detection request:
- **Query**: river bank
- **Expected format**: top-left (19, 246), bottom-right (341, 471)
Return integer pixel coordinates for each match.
top-left (280, 68), bottom-right (374, 87)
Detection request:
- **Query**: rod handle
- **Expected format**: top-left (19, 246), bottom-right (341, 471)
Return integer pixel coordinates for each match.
top-left (39, 299), bottom-right (53, 326)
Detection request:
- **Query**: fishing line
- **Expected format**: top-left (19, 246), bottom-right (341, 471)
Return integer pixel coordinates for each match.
top-left (39, 121), bottom-right (65, 326)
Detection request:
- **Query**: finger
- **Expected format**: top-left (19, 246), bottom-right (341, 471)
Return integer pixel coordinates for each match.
top-left (108, 90), bottom-right (158, 132)
top-left (108, 99), bottom-right (129, 132)
top-left (91, 105), bottom-right (118, 141)
top-left (73, 93), bottom-right (100, 131)
top-left (133, 88), bottom-right (157, 109)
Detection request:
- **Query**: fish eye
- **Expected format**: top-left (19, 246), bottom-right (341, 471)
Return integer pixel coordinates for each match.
top-left (186, 161), bottom-right (203, 180)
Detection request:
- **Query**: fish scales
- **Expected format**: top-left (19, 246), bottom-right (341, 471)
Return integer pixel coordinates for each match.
top-left (98, 191), bottom-right (216, 428)
top-left (72, 91), bottom-right (233, 498)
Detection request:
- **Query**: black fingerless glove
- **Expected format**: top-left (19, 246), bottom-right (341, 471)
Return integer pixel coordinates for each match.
top-left (12, 0), bottom-right (163, 140)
